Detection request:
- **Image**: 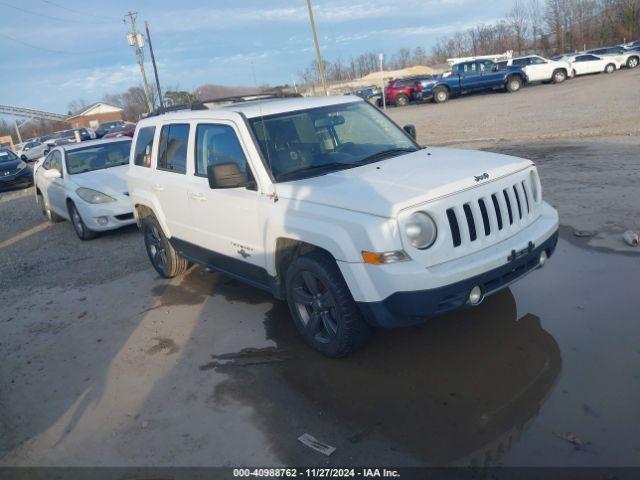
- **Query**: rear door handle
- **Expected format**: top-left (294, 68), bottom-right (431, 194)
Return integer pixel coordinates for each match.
top-left (152, 184), bottom-right (164, 192)
top-left (189, 192), bottom-right (207, 201)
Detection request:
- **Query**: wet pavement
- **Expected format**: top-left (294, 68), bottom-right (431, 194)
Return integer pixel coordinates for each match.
top-left (204, 235), bottom-right (640, 466)
top-left (1, 199), bottom-right (639, 466)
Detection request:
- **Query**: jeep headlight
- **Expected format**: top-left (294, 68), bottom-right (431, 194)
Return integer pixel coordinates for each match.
top-left (405, 212), bottom-right (437, 249)
top-left (76, 187), bottom-right (115, 204)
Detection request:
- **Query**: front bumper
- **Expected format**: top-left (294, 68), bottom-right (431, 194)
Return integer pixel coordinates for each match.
top-left (0, 167), bottom-right (33, 190)
top-left (74, 197), bottom-right (135, 231)
top-left (357, 230), bottom-right (557, 328)
top-left (338, 201), bottom-right (559, 328)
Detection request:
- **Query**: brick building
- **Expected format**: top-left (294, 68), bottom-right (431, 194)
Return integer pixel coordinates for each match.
top-left (67, 103), bottom-right (124, 129)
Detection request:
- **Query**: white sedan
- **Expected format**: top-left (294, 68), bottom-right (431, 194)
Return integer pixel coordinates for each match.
top-left (587, 46), bottom-right (639, 69)
top-left (560, 54), bottom-right (623, 76)
top-left (509, 55), bottom-right (573, 83)
top-left (34, 138), bottom-right (135, 240)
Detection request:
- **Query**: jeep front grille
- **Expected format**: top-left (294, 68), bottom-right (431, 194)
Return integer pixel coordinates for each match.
top-left (446, 179), bottom-right (533, 247)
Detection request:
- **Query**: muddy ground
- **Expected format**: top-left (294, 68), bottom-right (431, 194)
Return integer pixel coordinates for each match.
top-left (1, 69), bottom-right (639, 467)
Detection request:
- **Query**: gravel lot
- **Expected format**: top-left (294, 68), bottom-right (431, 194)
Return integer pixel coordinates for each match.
top-left (1, 69), bottom-right (639, 468)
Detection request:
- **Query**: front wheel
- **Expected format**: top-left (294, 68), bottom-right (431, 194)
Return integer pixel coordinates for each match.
top-left (285, 251), bottom-right (370, 358)
top-left (68, 202), bottom-right (97, 241)
top-left (506, 76), bottom-right (522, 92)
top-left (433, 87), bottom-right (449, 103)
top-left (142, 215), bottom-right (190, 278)
top-left (626, 57), bottom-right (638, 69)
top-left (604, 63), bottom-right (616, 74)
top-left (552, 69), bottom-right (567, 84)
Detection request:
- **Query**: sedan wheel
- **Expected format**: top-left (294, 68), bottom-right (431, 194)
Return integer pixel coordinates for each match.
top-left (69, 203), bottom-right (97, 240)
top-left (553, 70), bottom-right (567, 83)
top-left (605, 63), bottom-right (615, 74)
top-left (627, 57), bottom-right (639, 69)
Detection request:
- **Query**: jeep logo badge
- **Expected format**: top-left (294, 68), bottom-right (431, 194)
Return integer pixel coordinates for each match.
top-left (474, 173), bottom-right (489, 182)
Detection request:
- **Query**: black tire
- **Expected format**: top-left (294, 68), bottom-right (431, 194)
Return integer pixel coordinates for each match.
top-left (552, 69), bottom-right (567, 84)
top-left (376, 98), bottom-right (383, 107)
top-left (68, 202), bottom-right (97, 241)
top-left (142, 215), bottom-right (189, 278)
top-left (506, 75), bottom-right (523, 92)
top-left (285, 251), bottom-right (371, 358)
top-left (626, 56), bottom-right (638, 69)
top-left (572, 69), bottom-right (577, 78)
top-left (604, 63), bottom-right (615, 74)
top-left (21, 155), bottom-right (28, 161)
top-left (395, 94), bottom-right (409, 107)
top-left (433, 86), bottom-right (449, 104)
top-left (38, 193), bottom-right (63, 223)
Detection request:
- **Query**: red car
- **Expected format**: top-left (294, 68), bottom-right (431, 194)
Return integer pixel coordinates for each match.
top-left (102, 123), bottom-right (136, 139)
top-left (384, 76), bottom-right (433, 107)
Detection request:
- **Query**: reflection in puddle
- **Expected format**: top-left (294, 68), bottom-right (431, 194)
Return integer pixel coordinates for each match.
top-left (212, 290), bottom-right (561, 466)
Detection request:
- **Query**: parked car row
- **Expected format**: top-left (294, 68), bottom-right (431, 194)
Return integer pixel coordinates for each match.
top-left (383, 42), bottom-right (638, 106)
top-left (15, 122), bottom-right (136, 163)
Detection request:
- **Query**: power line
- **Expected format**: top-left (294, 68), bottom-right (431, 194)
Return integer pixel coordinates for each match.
top-left (40, 0), bottom-right (117, 23)
top-left (0, 0), bottom-right (111, 25)
top-left (0, 32), bottom-right (118, 55)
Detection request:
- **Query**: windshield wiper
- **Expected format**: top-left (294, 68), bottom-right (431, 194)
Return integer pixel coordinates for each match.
top-left (275, 162), bottom-right (357, 181)
top-left (355, 147), bottom-right (418, 166)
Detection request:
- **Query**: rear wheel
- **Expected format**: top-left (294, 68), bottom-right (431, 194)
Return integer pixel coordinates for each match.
top-left (506, 76), bottom-right (523, 92)
top-left (604, 63), bottom-right (616, 74)
top-left (142, 215), bottom-right (190, 278)
top-left (626, 56), bottom-right (638, 69)
top-left (395, 94), bottom-right (409, 107)
top-left (433, 87), bottom-right (449, 104)
top-left (68, 202), bottom-right (97, 241)
top-left (285, 251), bottom-right (370, 358)
top-left (552, 69), bottom-right (567, 84)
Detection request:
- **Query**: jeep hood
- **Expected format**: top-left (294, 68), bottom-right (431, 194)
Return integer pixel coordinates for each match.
top-left (274, 147), bottom-right (533, 218)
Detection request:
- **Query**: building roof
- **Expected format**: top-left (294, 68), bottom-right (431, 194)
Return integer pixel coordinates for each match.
top-left (67, 102), bottom-right (124, 119)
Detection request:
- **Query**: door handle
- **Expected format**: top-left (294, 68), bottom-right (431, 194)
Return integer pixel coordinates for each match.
top-left (189, 192), bottom-right (207, 201)
top-left (152, 184), bottom-right (164, 192)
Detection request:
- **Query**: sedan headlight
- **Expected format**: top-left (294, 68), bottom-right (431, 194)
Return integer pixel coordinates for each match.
top-left (76, 187), bottom-right (116, 204)
top-left (405, 212), bottom-right (437, 249)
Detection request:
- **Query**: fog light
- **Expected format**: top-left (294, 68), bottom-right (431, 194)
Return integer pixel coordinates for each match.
top-left (538, 250), bottom-right (548, 267)
top-left (468, 286), bottom-right (482, 305)
top-left (97, 216), bottom-right (108, 226)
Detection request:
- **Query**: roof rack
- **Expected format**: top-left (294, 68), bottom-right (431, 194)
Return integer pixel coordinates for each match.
top-left (143, 92), bottom-right (302, 118)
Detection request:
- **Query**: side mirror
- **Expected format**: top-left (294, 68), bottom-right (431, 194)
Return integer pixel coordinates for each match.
top-left (43, 169), bottom-right (61, 179)
top-left (207, 162), bottom-right (254, 189)
top-left (403, 124), bottom-right (417, 140)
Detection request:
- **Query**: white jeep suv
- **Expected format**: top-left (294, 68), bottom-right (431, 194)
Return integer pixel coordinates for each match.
top-left (127, 96), bottom-right (559, 357)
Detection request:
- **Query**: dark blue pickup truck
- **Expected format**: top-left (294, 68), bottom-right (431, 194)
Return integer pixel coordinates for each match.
top-left (418, 59), bottom-right (528, 103)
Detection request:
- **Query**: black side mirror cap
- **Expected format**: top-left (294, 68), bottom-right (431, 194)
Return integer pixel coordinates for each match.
top-left (207, 162), bottom-right (254, 189)
top-left (403, 124), bottom-right (417, 140)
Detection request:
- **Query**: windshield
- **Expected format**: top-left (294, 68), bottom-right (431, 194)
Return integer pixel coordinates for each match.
top-left (249, 102), bottom-right (417, 182)
top-left (0, 149), bottom-right (19, 163)
top-left (65, 141), bottom-right (131, 174)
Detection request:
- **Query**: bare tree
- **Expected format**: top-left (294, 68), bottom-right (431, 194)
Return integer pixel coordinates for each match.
top-left (508, 0), bottom-right (530, 54)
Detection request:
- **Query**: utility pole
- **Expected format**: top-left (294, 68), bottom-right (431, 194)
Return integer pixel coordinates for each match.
top-left (306, 0), bottom-right (328, 96)
top-left (145, 21), bottom-right (164, 109)
top-left (124, 11), bottom-right (153, 112)
top-left (13, 119), bottom-right (22, 144)
top-left (379, 53), bottom-right (386, 110)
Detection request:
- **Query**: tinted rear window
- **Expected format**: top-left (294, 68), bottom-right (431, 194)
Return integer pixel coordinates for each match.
top-left (133, 126), bottom-right (155, 167)
top-left (157, 124), bottom-right (189, 174)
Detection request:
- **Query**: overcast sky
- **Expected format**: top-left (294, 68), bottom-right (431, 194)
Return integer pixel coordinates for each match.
top-left (1, 0), bottom-right (509, 113)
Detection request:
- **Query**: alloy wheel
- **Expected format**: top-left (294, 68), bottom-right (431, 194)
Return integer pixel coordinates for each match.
top-left (146, 225), bottom-right (168, 270)
top-left (292, 270), bottom-right (338, 344)
top-left (71, 206), bottom-right (84, 237)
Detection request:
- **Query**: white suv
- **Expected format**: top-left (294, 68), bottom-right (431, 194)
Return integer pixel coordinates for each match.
top-left (509, 55), bottom-right (573, 83)
top-left (127, 96), bottom-right (559, 357)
